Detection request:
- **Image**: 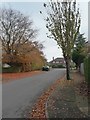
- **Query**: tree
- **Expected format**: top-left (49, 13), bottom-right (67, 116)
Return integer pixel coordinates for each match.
top-left (2, 40), bottom-right (46, 72)
top-left (75, 33), bottom-right (86, 50)
top-left (0, 8), bottom-right (46, 72)
top-left (0, 8), bottom-right (37, 62)
top-left (16, 41), bottom-right (46, 71)
top-left (40, 0), bottom-right (81, 80)
top-left (72, 33), bottom-right (86, 70)
top-left (72, 49), bottom-right (85, 69)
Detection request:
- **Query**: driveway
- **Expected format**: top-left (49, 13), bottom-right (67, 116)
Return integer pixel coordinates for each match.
top-left (2, 68), bottom-right (65, 118)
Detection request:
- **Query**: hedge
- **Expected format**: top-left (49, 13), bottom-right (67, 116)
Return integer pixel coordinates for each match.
top-left (52, 64), bottom-right (65, 68)
top-left (2, 66), bottom-right (21, 73)
top-left (84, 55), bottom-right (90, 84)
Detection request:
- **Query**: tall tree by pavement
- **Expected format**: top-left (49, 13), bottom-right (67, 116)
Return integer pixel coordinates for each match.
top-left (40, 0), bottom-right (81, 80)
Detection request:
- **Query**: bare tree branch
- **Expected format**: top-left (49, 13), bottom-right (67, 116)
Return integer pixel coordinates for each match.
top-left (0, 8), bottom-right (37, 55)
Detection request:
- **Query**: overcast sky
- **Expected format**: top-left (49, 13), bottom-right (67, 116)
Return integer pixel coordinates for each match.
top-left (0, 0), bottom-right (89, 61)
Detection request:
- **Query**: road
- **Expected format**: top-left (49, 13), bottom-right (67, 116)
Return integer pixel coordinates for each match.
top-left (2, 68), bottom-right (65, 118)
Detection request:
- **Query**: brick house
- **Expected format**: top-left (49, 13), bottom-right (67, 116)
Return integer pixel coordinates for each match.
top-left (49, 57), bottom-right (66, 67)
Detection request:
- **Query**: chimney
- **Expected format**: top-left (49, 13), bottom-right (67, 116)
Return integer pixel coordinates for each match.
top-left (53, 57), bottom-right (54, 61)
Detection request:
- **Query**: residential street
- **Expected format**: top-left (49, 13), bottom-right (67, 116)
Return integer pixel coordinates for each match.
top-left (2, 68), bottom-right (65, 118)
top-left (0, 1), bottom-right (89, 119)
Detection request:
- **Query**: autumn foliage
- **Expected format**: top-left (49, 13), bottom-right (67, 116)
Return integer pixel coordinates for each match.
top-left (0, 8), bottom-right (46, 72)
top-left (2, 41), bottom-right (46, 72)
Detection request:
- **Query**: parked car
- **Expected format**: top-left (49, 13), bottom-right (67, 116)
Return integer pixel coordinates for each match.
top-left (42, 66), bottom-right (50, 71)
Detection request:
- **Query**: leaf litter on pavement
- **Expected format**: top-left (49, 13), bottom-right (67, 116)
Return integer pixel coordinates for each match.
top-left (29, 71), bottom-right (89, 119)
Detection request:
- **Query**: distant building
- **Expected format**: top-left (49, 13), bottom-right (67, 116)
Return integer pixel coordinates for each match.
top-left (49, 57), bottom-right (66, 67)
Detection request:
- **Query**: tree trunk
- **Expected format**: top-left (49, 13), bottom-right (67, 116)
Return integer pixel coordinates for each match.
top-left (65, 57), bottom-right (71, 80)
top-left (22, 63), bottom-right (26, 72)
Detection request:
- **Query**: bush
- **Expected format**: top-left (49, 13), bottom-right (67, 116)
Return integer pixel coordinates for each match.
top-left (2, 66), bottom-right (21, 73)
top-left (52, 64), bottom-right (65, 68)
top-left (58, 64), bottom-right (65, 68)
top-left (84, 55), bottom-right (90, 84)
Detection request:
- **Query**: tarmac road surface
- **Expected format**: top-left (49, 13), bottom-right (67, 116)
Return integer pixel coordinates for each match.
top-left (2, 68), bottom-right (65, 118)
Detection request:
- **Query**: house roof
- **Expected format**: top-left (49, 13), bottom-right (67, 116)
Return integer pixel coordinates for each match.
top-left (49, 57), bottom-right (65, 63)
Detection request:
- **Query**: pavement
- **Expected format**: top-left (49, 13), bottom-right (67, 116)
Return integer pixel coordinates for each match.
top-left (46, 71), bottom-right (90, 119)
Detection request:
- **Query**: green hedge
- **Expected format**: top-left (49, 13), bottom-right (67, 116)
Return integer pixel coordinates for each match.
top-left (52, 64), bottom-right (65, 68)
top-left (84, 55), bottom-right (90, 84)
top-left (2, 66), bottom-right (21, 73)
top-left (31, 63), bottom-right (43, 71)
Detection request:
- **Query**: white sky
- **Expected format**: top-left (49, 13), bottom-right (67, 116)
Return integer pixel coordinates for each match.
top-left (0, 0), bottom-right (89, 61)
